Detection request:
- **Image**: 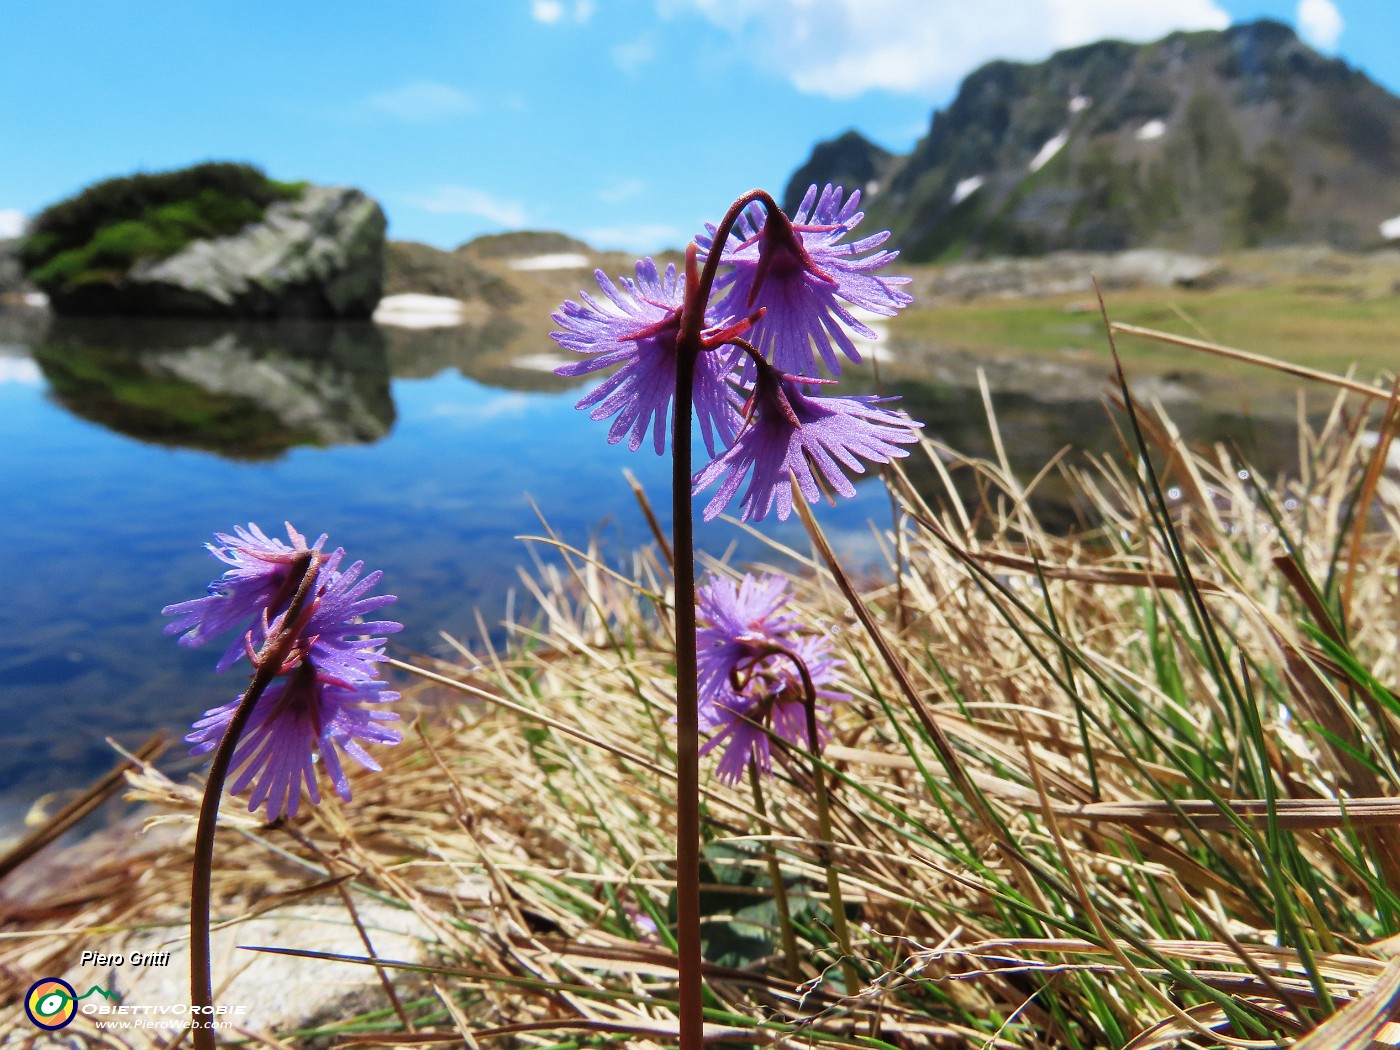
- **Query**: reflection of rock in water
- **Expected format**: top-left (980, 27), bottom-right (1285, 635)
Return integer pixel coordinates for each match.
top-left (380, 311), bottom-right (577, 393)
top-left (0, 303), bottom-right (50, 349)
top-left (35, 318), bottom-right (394, 459)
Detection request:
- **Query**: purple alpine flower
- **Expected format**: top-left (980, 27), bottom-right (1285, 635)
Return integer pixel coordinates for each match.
top-left (694, 573), bottom-right (845, 784)
top-left (187, 661), bottom-right (401, 820)
top-left (170, 523), bottom-right (403, 818)
top-left (163, 522), bottom-right (326, 672)
top-left (695, 573), bottom-right (800, 707)
top-left (698, 184), bottom-right (911, 378)
top-left (692, 362), bottom-right (922, 523)
top-left (291, 550), bottom-right (403, 684)
top-left (551, 257), bottom-right (745, 456)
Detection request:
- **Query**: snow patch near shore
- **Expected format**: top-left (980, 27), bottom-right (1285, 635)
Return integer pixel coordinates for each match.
top-left (515, 352), bottom-right (571, 372)
top-left (0, 357), bottom-right (41, 385)
top-left (373, 293), bottom-right (471, 329)
top-left (1380, 214), bottom-right (1400, 240)
top-left (508, 252), bottom-right (591, 271)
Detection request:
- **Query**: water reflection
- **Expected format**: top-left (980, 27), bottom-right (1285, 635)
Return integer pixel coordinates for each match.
top-left (34, 318), bottom-right (395, 459)
top-left (0, 307), bottom-right (1323, 823)
top-left (379, 313), bottom-right (576, 393)
top-left (853, 337), bottom-right (1308, 531)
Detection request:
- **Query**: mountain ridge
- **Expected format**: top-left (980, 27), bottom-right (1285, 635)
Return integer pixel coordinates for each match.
top-left (785, 20), bottom-right (1400, 261)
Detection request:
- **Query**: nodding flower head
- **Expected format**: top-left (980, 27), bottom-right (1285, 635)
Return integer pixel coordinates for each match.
top-left (692, 359), bottom-right (922, 523)
top-left (697, 184), bottom-right (911, 378)
top-left (186, 661), bottom-right (401, 820)
top-left (694, 573), bottom-right (845, 784)
top-left (162, 522), bottom-right (327, 672)
top-left (551, 258), bottom-right (747, 456)
top-left (170, 523), bottom-right (402, 819)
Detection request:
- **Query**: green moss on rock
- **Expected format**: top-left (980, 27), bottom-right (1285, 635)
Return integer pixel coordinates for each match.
top-left (21, 163), bottom-right (303, 296)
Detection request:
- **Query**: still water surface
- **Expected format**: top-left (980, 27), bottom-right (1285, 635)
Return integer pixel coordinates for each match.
top-left (0, 307), bottom-right (1307, 822)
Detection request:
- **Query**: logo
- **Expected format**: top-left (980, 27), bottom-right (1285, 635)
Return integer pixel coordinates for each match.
top-left (24, 978), bottom-right (120, 1030)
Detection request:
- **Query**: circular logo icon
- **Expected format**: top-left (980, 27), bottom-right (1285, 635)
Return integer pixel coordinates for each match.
top-left (25, 978), bottom-right (77, 1030)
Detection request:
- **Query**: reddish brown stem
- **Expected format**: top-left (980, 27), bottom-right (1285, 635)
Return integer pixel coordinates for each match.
top-left (189, 552), bottom-right (321, 1050)
top-left (673, 188), bottom-right (781, 1050)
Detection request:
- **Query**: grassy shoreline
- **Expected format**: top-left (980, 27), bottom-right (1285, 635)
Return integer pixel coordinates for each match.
top-left (4, 327), bottom-right (1398, 1043)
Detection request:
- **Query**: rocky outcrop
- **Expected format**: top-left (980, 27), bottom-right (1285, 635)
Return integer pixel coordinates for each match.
top-left (384, 239), bottom-right (516, 304)
top-left (43, 185), bottom-right (385, 319)
top-left (790, 20), bottom-right (1400, 260)
top-left (0, 239), bottom-right (28, 301)
top-left (782, 130), bottom-right (897, 218)
top-left (914, 248), bottom-right (1224, 300)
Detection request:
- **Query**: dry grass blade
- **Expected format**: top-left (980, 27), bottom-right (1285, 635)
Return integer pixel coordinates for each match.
top-left (1290, 956), bottom-right (1400, 1049)
top-left (0, 732), bottom-right (166, 882)
top-left (1110, 322), bottom-right (1397, 402)
top-left (1046, 796), bottom-right (1400, 830)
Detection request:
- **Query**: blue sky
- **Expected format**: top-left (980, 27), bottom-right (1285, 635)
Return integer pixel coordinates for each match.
top-left (1, 0), bottom-right (1395, 253)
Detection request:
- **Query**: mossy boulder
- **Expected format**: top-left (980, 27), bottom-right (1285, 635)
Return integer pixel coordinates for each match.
top-left (21, 163), bottom-right (385, 318)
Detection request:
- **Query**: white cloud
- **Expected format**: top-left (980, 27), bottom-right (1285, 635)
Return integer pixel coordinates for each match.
top-left (532, 0), bottom-right (595, 24)
top-left (597, 177), bottom-right (648, 204)
top-left (533, 0), bottom-right (565, 23)
top-left (664, 0), bottom-right (1230, 98)
top-left (612, 34), bottom-right (657, 73)
top-left (583, 222), bottom-right (683, 253)
top-left (0, 209), bottom-right (24, 238)
top-left (1297, 0), bottom-right (1343, 52)
top-left (366, 80), bottom-right (476, 122)
top-left (409, 187), bottom-right (528, 227)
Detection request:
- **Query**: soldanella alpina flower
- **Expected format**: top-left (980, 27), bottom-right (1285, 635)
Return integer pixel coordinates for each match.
top-left (695, 573), bottom-right (844, 784)
top-left (693, 359), bottom-right (922, 523)
top-left (162, 522), bottom-right (327, 672)
top-left (167, 523), bottom-right (402, 819)
top-left (551, 187), bottom-right (916, 1044)
top-left (554, 186), bottom-right (920, 522)
top-left (698, 183), bottom-right (912, 378)
top-left (695, 572), bottom-right (799, 705)
top-left (186, 664), bottom-right (401, 819)
top-left (552, 257), bottom-right (749, 456)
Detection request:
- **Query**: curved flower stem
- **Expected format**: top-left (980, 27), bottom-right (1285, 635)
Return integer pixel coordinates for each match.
top-left (801, 678), bottom-right (861, 996)
top-left (767, 644), bottom-right (860, 997)
top-left (671, 188), bottom-right (780, 1050)
top-left (738, 636), bottom-right (861, 995)
top-left (748, 761), bottom-right (801, 983)
top-left (189, 552), bottom-right (321, 1050)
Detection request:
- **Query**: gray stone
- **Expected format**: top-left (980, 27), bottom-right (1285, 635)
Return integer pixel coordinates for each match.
top-left (130, 185), bottom-right (384, 319)
top-left (0, 239), bottom-right (27, 301)
top-left (915, 248), bottom-right (1224, 300)
top-left (52, 186), bottom-right (385, 319)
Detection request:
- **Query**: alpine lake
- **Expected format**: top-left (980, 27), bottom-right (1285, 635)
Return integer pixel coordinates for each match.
top-left (3, 256), bottom-right (1395, 832)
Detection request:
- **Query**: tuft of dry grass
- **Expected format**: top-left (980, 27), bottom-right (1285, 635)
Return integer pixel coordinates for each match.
top-left (3, 331), bottom-right (1399, 1048)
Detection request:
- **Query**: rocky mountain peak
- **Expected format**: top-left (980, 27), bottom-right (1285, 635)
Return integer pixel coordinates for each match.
top-left (789, 20), bottom-right (1400, 260)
